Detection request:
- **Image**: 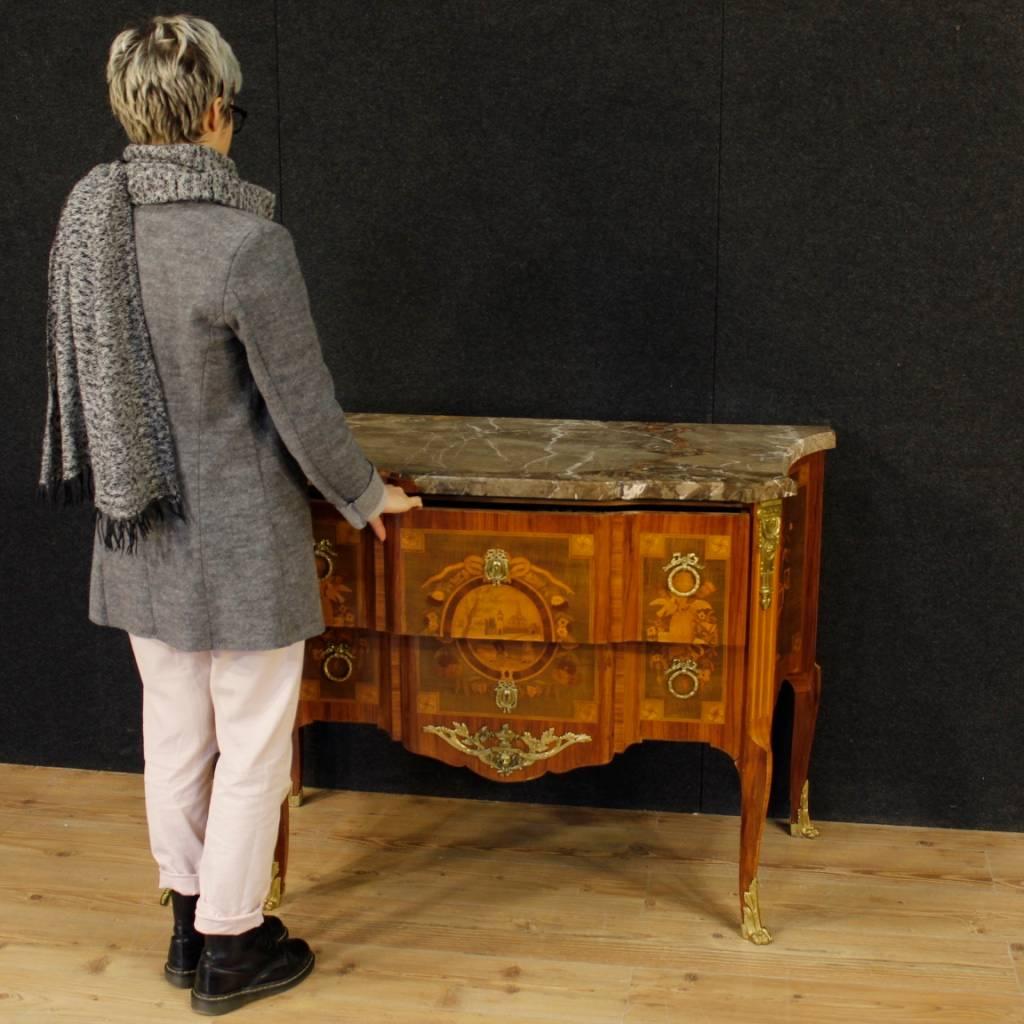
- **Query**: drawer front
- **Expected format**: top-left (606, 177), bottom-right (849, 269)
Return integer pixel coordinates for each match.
top-left (406, 636), bottom-right (607, 724)
top-left (301, 627), bottom-right (382, 705)
top-left (637, 640), bottom-right (736, 725)
top-left (312, 501), bottom-right (371, 628)
top-left (404, 633), bottom-right (614, 779)
top-left (626, 511), bottom-right (750, 647)
top-left (392, 508), bottom-right (612, 643)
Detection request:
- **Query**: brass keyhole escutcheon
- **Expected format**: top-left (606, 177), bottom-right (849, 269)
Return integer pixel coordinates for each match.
top-left (494, 672), bottom-right (519, 712)
top-left (665, 657), bottom-right (700, 700)
top-left (483, 547), bottom-right (511, 585)
top-left (314, 538), bottom-right (339, 580)
top-left (662, 551), bottom-right (703, 598)
top-left (322, 641), bottom-right (355, 682)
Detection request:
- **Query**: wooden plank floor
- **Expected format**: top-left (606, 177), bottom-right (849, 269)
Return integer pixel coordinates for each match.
top-left (0, 763), bottom-right (1021, 1023)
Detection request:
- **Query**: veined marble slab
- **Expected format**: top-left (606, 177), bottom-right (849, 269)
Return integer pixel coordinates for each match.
top-left (345, 413), bottom-right (836, 505)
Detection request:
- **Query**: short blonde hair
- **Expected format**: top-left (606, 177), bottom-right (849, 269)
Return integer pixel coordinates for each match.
top-left (106, 15), bottom-right (242, 144)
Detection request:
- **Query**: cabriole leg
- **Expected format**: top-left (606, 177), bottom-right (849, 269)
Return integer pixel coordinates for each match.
top-left (289, 722), bottom-right (304, 808)
top-left (788, 663), bottom-right (822, 839)
top-left (265, 799), bottom-right (288, 911)
top-left (737, 740), bottom-right (773, 945)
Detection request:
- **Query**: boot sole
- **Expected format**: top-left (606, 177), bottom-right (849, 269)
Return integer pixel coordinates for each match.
top-left (190, 949), bottom-right (315, 1016)
top-left (165, 963), bottom-right (197, 988)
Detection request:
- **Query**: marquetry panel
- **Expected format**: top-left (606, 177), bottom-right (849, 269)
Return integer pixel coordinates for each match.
top-left (610, 644), bottom-right (744, 758)
top-left (623, 510), bottom-right (749, 647)
top-left (301, 627), bottom-right (382, 705)
top-left (404, 636), bottom-right (608, 724)
top-left (311, 500), bottom-right (371, 628)
top-left (405, 658), bottom-right (617, 781)
top-left (639, 640), bottom-right (729, 724)
top-left (390, 507), bottom-right (613, 643)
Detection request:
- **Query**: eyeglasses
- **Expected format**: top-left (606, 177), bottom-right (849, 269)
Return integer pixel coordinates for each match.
top-left (228, 103), bottom-right (247, 135)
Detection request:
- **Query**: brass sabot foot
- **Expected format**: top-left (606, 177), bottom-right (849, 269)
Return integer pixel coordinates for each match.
top-left (789, 780), bottom-right (821, 839)
top-left (263, 860), bottom-right (282, 911)
top-left (740, 879), bottom-right (773, 945)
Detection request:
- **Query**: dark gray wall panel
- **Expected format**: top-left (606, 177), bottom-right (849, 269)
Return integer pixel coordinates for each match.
top-left (276, 1), bottom-right (721, 422)
top-left (712, 3), bottom-right (1024, 828)
top-left (0, 2), bottom-right (282, 770)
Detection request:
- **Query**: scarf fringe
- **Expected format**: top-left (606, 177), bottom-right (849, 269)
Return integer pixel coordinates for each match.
top-left (94, 499), bottom-right (188, 557)
top-left (37, 468), bottom-right (186, 553)
top-left (93, 496), bottom-right (187, 554)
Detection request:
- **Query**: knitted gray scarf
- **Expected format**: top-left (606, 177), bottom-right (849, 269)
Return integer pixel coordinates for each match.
top-left (38, 143), bottom-right (275, 552)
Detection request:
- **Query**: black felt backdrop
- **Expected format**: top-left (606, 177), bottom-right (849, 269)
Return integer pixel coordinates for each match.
top-left (1, 2), bottom-right (1020, 830)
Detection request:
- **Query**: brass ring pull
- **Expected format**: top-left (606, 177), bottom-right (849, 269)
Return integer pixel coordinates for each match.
top-left (314, 538), bottom-right (339, 580)
top-left (665, 657), bottom-right (700, 700)
top-left (322, 642), bottom-right (355, 682)
top-left (662, 551), bottom-right (703, 597)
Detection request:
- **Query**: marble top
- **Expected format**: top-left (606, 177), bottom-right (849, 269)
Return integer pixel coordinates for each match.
top-left (344, 413), bottom-right (836, 505)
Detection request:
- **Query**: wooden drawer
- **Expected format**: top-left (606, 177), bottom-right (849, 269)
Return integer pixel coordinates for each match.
top-left (622, 511), bottom-right (750, 645)
top-left (636, 639), bottom-right (739, 724)
top-left (405, 636), bottom-right (608, 725)
top-left (312, 501), bottom-right (372, 628)
top-left (301, 627), bottom-right (382, 706)
top-left (390, 507), bottom-right (613, 643)
top-left (612, 639), bottom-right (746, 757)
top-left (401, 629), bottom-right (616, 780)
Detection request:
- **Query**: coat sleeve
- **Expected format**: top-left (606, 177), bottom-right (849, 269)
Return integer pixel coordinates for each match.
top-left (223, 221), bottom-right (386, 529)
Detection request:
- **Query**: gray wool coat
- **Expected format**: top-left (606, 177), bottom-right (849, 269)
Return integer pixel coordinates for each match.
top-left (88, 201), bottom-right (386, 651)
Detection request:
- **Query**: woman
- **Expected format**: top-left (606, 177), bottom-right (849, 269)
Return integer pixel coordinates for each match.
top-left (38, 14), bottom-right (422, 1015)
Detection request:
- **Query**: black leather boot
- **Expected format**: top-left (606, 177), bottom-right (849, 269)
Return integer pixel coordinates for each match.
top-left (190, 919), bottom-right (314, 1015)
top-left (164, 891), bottom-right (203, 988)
top-left (164, 892), bottom-right (288, 989)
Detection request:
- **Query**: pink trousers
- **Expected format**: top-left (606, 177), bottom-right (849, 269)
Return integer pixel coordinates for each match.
top-left (128, 633), bottom-right (304, 935)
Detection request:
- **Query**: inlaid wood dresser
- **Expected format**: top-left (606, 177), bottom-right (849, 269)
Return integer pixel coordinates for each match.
top-left (269, 413), bottom-right (836, 944)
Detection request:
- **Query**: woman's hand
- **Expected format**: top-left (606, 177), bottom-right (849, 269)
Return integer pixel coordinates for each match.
top-left (368, 484), bottom-right (423, 542)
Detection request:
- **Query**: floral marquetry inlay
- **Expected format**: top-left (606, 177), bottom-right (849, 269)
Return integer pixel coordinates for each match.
top-left (399, 526), bottom-right (603, 722)
top-left (313, 513), bottom-right (364, 628)
top-left (411, 639), bottom-right (601, 722)
top-left (400, 528), bottom-right (598, 644)
top-left (640, 532), bottom-right (732, 722)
